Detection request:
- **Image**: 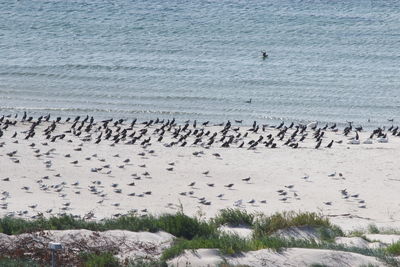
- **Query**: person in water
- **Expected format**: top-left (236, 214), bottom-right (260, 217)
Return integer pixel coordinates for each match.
top-left (261, 50), bottom-right (268, 59)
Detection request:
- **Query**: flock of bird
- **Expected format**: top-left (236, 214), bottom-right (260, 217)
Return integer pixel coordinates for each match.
top-left (0, 112), bottom-right (398, 219)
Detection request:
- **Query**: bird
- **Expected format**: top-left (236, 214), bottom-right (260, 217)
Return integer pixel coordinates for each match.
top-left (301, 174), bottom-right (310, 180)
top-left (315, 140), bottom-right (322, 149)
top-left (242, 177), bottom-right (251, 182)
top-left (248, 199), bottom-right (256, 204)
top-left (326, 140), bottom-right (334, 148)
top-left (224, 183), bottom-right (234, 188)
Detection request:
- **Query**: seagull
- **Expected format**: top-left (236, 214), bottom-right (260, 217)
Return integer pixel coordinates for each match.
top-left (234, 199), bottom-right (243, 206)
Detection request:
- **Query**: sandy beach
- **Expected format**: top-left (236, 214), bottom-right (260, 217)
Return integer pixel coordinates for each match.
top-left (0, 114), bottom-right (399, 232)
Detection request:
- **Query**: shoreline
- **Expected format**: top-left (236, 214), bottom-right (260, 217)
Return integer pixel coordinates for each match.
top-left (0, 113), bottom-right (399, 231)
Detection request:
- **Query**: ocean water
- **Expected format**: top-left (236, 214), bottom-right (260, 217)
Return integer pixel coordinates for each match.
top-left (0, 0), bottom-right (399, 126)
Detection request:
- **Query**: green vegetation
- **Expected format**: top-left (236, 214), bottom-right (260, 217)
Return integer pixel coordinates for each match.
top-left (1, 210), bottom-right (400, 266)
top-left (0, 213), bottom-right (217, 240)
top-left (80, 252), bottom-right (120, 267)
top-left (386, 241), bottom-right (400, 256)
top-left (367, 224), bottom-right (380, 234)
top-left (0, 258), bottom-right (41, 267)
top-left (213, 208), bottom-right (255, 227)
top-left (253, 211), bottom-right (338, 238)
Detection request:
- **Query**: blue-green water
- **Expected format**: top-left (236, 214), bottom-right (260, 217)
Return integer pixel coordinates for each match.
top-left (0, 0), bottom-right (399, 126)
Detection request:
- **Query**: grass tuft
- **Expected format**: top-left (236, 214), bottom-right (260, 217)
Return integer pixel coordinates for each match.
top-left (367, 224), bottom-right (380, 234)
top-left (253, 211), bottom-right (334, 238)
top-left (213, 209), bottom-right (255, 227)
top-left (386, 241), bottom-right (400, 256)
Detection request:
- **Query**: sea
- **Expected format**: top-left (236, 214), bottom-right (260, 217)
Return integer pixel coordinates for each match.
top-left (0, 0), bottom-right (399, 127)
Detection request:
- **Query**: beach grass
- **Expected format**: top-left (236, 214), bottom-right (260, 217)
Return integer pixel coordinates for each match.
top-left (386, 241), bottom-right (400, 256)
top-left (1, 210), bottom-right (399, 266)
top-left (252, 211), bottom-right (338, 238)
top-left (213, 208), bottom-right (255, 227)
top-left (0, 212), bottom-right (218, 240)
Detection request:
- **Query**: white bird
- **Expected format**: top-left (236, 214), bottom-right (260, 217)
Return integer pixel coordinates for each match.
top-left (348, 139), bottom-right (360, 145)
top-left (234, 199), bottom-right (243, 207)
top-left (377, 137), bottom-right (388, 143)
top-left (363, 139), bottom-right (373, 144)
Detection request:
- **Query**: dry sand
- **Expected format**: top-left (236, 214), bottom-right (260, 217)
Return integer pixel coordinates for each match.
top-left (0, 115), bottom-right (400, 232)
top-left (168, 247), bottom-right (384, 267)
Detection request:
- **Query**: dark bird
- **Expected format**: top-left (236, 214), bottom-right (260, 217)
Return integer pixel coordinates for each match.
top-left (326, 140), bottom-right (334, 148)
top-left (315, 139), bottom-right (322, 149)
top-left (242, 177), bottom-right (251, 182)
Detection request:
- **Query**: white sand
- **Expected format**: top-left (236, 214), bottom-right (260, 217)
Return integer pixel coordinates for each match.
top-left (365, 234), bottom-right (400, 244)
top-left (168, 247), bottom-right (384, 266)
top-left (271, 226), bottom-right (322, 243)
top-left (218, 226), bottom-right (253, 239)
top-left (0, 117), bottom-right (400, 232)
